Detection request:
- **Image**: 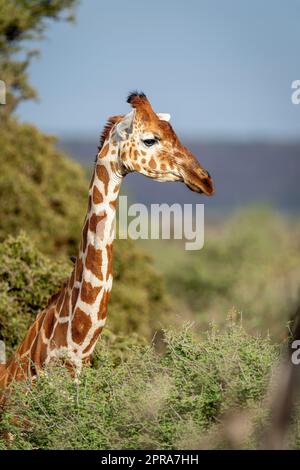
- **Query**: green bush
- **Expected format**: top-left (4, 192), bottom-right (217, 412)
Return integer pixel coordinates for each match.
top-left (0, 232), bottom-right (70, 356)
top-left (0, 119), bottom-right (88, 256)
top-left (0, 232), bottom-right (170, 356)
top-left (0, 322), bottom-right (278, 450)
top-left (161, 208), bottom-right (300, 338)
top-left (0, 0), bottom-right (77, 119)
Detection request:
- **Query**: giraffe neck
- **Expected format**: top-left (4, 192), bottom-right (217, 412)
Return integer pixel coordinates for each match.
top-left (48, 140), bottom-right (123, 365)
top-left (0, 137), bottom-right (123, 389)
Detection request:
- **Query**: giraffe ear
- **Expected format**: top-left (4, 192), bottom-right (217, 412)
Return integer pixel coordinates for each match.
top-left (116, 110), bottom-right (135, 139)
top-left (157, 113), bottom-right (171, 122)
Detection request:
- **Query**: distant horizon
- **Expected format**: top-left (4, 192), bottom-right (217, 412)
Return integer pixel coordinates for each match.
top-left (58, 132), bottom-right (300, 145)
top-left (59, 137), bottom-right (300, 213)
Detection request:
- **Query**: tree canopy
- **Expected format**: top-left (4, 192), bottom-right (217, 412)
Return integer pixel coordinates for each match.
top-left (0, 0), bottom-right (77, 119)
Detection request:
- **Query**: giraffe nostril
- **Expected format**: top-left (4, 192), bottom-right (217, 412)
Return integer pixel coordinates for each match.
top-left (201, 169), bottom-right (211, 179)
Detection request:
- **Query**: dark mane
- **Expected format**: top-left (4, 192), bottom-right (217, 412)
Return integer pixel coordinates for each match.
top-left (95, 91), bottom-right (147, 161)
top-left (96, 115), bottom-right (124, 160)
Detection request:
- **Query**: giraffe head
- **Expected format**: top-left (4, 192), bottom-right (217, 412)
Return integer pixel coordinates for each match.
top-left (108, 92), bottom-right (214, 195)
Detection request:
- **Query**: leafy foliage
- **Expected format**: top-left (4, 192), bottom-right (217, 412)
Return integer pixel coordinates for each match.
top-left (0, 322), bottom-right (277, 450)
top-left (160, 208), bottom-right (300, 338)
top-left (0, 119), bottom-right (89, 255)
top-left (0, 0), bottom-right (77, 119)
top-left (0, 231), bottom-right (170, 357)
top-left (0, 232), bottom-right (70, 355)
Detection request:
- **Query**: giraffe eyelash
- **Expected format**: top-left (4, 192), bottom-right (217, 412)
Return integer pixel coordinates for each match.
top-left (143, 139), bottom-right (157, 147)
top-left (142, 136), bottom-right (160, 147)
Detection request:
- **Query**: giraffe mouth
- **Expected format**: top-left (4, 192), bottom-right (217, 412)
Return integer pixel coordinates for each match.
top-left (185, 178), bottom-right (215, 196)
top-left (176, 152), bottom-right (215, 196)
top-left (182, 171), bottom-right (215, 196)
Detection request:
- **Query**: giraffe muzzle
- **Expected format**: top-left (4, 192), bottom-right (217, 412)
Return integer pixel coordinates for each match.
top-left (181, 167), bottom-right (215, 196)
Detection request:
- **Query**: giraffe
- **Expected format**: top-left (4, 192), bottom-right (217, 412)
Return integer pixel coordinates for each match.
top-left (0, 92), bottom-right (214, 394)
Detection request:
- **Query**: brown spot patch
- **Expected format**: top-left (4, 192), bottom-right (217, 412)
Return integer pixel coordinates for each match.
top-left (98, 289), bottom-right (110, 320)
top-left (71, 308), bottom-right (92, 344)
top-left (88, 195), bottom-right (92, 211)
top-left (75, 258), bottom-right (83, 282)
top-left (43, 308), bottom-right (56, 340)
top-left (149, 158), bottom-right (156, 169)
top-left (82, 326), bottom-right (103, 354)
top-left (160, 163), bottom-right (167, 171)
top-left (35, 309), bottom-right (47, 330)
top-left (31, 335), bottom-right (47, 367)
top-left (134, 163), bottom-right (141, 172)
top-left (72, 286), bottom-right (80, 308)
top-left (134, 149), bottom-right (139, 159)
top-left (55, 287), bottom-right (65, 312)
top-left (82, 218), bottom-right (89, 253)
top-left (89, 212), bottom-right (106, 233)
top-left (93, 185), bottom-right (103, 204)
top-left (23, 321), bottom-right (39, 353)
top-left (52, 322), bottom-right (69, 348)
top-left (60, 292), bottom-right (70, 317)
top-left (85, 244), bottom-right (103, 279)
top-left (81, 280), bottom-right (101, 304)
top-left (99, 143), bottom-right (109, 158)
top-left (96, 165), bottom-right (109, 194)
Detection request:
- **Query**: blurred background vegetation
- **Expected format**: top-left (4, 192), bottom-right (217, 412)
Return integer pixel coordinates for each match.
top-left (0, 0), bottom-right (299, 449)
top-left (145, 209), bottom-right (300, 339)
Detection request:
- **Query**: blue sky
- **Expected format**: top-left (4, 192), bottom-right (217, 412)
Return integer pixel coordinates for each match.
top-left (17, 0), bottom-right (300, 139)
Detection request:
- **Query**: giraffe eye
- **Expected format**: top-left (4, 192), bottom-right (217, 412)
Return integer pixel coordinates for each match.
top-left (143, 138), bottom-right (157, 147)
